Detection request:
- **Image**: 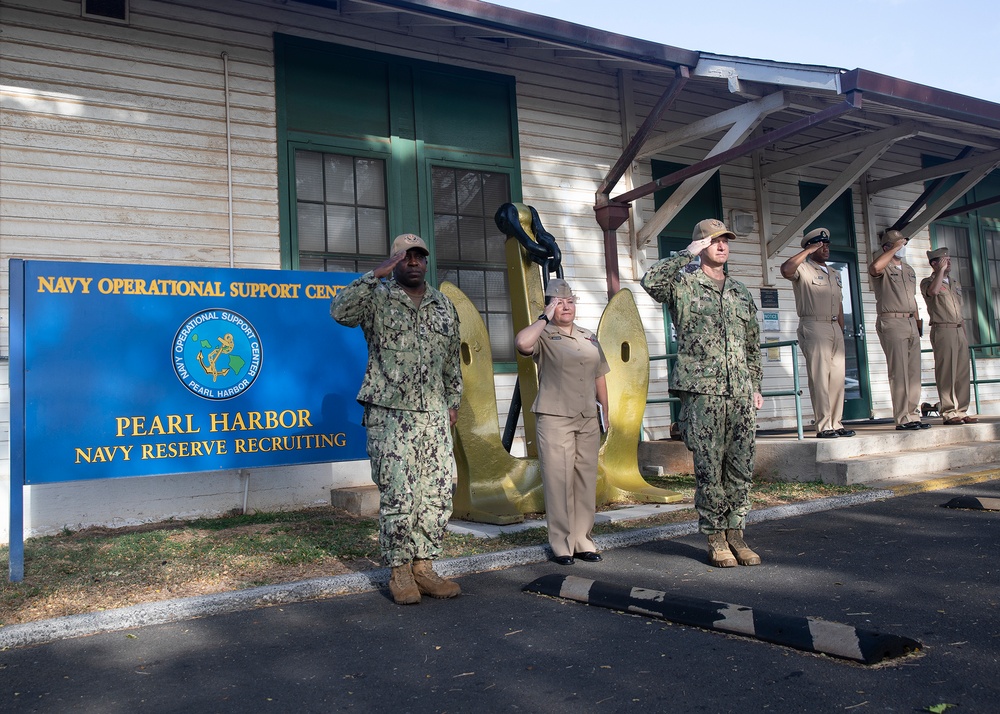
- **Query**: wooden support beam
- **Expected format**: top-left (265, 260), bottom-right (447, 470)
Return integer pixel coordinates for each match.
top-left (761, 122), bottom-right (918, 179)
top-left (635, 98), bottom-right (785, 248)
top-left (767, 138), bottom-right (904, 257)
top-left (868, 147), bottom-right (1000, 194)
top-left (898, 159), bottom-right (1000, 239)
top-left (752, 145), bottom-right (774, 285)
top-left (636, 90), bottom-right (788, 160)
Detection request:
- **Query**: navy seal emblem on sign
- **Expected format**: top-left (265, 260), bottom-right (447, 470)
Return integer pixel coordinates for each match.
top-left (172, 309), bottom-right (262, 399)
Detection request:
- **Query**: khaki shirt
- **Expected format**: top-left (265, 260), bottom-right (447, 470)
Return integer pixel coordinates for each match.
top-left (531, 323), bottom-right (610, 417)
top-left (920, 276), bottom-right (964, 325)
top-left (331, 272), bottom-right (463, 412)
top-left (871, 257), bottom-right (919, 314)
top-left (788, 259), bottom-right (842, 319)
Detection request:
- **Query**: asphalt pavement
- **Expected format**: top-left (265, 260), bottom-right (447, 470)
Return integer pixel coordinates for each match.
top-left (2, 476), bottom-right (998, 713)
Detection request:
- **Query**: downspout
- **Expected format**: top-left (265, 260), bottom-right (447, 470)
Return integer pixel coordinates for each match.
top-left (222, 52), bottom-right (235, 268)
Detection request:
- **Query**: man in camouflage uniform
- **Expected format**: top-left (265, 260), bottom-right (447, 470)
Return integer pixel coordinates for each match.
top-left (641, 218), bottom-right (764, 568)
top-left (332, 233), bottom-right (463, 605)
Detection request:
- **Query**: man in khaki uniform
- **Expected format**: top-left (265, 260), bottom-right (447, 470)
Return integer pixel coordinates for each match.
top-left (870, 230), bottom-right (930, 430)
top-left (780, 228), bottom-right (855, 438)
top-left (920, 247), bottom-right (977, 425)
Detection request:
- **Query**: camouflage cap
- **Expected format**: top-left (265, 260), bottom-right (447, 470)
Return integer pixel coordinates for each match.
top-left (691, 218), bottom-right (735, 242)
top-left (390, 233), bottom-right (429, 256)
top-left (801, 227), bottom-right (830, 248)
top-left (544, 278), bottom-right (574, 298)
top-left (927, 247), bottom-right (949, 262)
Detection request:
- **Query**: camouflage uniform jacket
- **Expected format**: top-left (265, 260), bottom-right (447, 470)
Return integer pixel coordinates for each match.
top-left (641, 250), bottom-right (762, 397)
top-left (331, 272), bottom-right (463, 412)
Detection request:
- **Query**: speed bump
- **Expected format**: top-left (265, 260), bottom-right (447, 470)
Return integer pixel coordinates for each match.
top-left (524, 574), bottom-right (920, 665)
top-left (942, 496), bottom-right (1000, 511)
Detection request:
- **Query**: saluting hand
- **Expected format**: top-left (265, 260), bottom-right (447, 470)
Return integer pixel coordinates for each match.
top-left (374, 251), bottom-right (407, 279)
top-left (686, 236), bottom-right (714, 256)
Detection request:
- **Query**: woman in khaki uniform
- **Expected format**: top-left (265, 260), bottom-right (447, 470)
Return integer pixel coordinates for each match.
top-left (515, 279), bottom-right (610, 565)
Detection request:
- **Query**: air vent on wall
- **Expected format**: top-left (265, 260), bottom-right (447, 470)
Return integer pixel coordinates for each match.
top-left (82, 0), bottom-right (129, 23)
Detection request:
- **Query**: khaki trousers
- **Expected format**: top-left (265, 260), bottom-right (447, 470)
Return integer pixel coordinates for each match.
top-left (876, 316), bottom-right (922, 425)
top-left (536, 413), bottom-right (600, 558)
top-left (930, 325), bottom-right (971, 420)
top-left (797, 320), bottom-right (845, 433)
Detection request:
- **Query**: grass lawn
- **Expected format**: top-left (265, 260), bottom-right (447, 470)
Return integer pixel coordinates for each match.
top-left (0, 474), bottom-right (867, 626)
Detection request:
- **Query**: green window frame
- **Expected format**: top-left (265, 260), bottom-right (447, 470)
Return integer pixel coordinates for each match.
top-left (274, 34), bottom-right (523, 366)
top-left (925, 156), bottom-right (1000, 353)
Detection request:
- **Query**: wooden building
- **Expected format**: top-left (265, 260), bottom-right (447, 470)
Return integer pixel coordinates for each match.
top-left (2, 0), bottom-right (1000, 539)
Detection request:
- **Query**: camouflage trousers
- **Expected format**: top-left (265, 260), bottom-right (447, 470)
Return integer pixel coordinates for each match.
top-left (677, 392), bottom-right (757, 534)
top-left (364, 405), bottom-right (456, 567)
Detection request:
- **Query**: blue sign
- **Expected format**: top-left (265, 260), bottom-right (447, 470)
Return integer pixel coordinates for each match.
top-left (9, 260), bottom-right (370, 485)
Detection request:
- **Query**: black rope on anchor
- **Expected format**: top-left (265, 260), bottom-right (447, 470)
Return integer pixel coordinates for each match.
top-left (494, 203), bottom-right (563, 452)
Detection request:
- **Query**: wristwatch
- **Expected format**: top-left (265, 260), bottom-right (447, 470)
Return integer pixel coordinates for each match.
top-left (538, 313), bottom-right (549, 323)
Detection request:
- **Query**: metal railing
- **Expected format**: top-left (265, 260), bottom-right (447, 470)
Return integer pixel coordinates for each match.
top-left (648, 339), bottom-right (806, 440)
top-left (921, 342), bottom-right (1000, 415)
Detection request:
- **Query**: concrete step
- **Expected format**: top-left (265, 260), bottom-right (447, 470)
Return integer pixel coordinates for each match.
top-left (819, 442), bottom-right (1000, 485)
top-left (638, 421), bottom-right (1000, 486)
top-left (330, 484), bottom-right (379, 516)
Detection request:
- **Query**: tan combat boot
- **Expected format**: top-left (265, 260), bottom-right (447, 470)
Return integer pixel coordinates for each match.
top-left (707, 532), bottom-right (737, 568)
top-left (389, 563), bottom-right (421, 605)
top-left (412, 559), bottom-right (461, 598)
top-left (726, 529), bottom-right (761, 566)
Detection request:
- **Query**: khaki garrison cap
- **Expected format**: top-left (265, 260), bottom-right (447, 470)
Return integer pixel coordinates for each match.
top-left (691, 218), bottom-right (735, 242)
top-left (544, 278), bottom-right (574, 299)
top-left (390, 233), bottom-right (429, 256)
top-left (927, 247), bottom-right (949, 261)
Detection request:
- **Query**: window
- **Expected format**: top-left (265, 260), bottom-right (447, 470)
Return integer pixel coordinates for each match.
top-left (294, 150), bottom-right (388, 274)
top-left (276, 36), bottom-right (521, 363)
top-left (82, 0), bottom-right (128, 23)
top-left (433, 167), bottom-right (514, 361)
top-left (927, 158), bottom-right (1000, 350)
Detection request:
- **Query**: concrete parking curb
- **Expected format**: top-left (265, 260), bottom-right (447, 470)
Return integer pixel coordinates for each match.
top-left (0, 478), bottom-right (985, 651)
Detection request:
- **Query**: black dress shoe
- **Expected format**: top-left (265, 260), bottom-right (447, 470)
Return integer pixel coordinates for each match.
top-left (836, 428), bottom-right (856, 437)
top-left (919, 421), bottom-right (932, 429)
top-left (896, 422), bottom-right (924, 430)
top-left (574, 551), bottom-right (602, 562)
top-left (551, 555), bottom-right (574, 566)
top-left (816, 429), bottom-right (839, 438)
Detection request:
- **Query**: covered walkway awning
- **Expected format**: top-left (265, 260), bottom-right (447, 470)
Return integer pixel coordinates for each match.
top-left (314, 2), bottom-right (1000, 294)
top-left (596, 57), bottom-right (1000, 291)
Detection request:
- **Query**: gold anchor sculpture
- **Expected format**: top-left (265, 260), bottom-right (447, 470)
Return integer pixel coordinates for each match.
top-left (445, 203), bottom-right (682, 525)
